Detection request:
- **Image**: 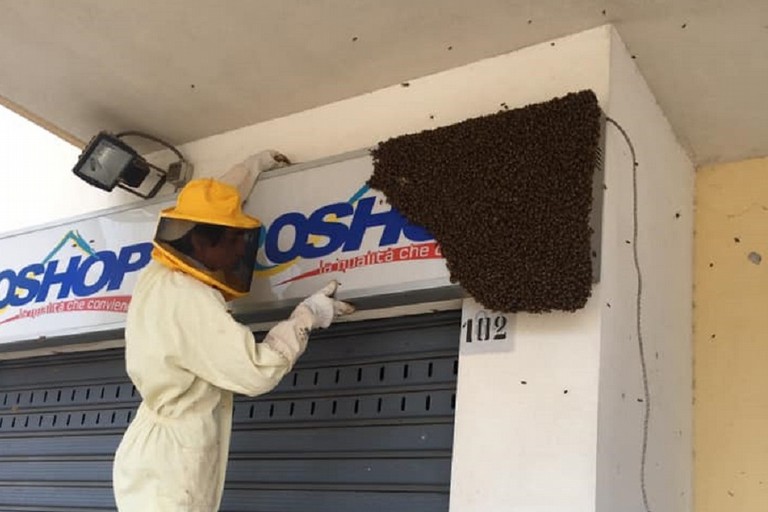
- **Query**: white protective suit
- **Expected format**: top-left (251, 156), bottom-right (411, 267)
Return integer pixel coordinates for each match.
top-left (112, 260), bottom-right (320, 510)
top-left (112, 151), bottom-right (352, 511)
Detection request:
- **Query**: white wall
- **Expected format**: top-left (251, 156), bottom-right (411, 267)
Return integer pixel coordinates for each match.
top-left (444, 25), bottom-right (693, 512)
top-left (595, 28), bottom-right (694, 512)
top-left (453, 297), bottom-right (603, 511)
top-left (447, 28), bottom-right (611, 512)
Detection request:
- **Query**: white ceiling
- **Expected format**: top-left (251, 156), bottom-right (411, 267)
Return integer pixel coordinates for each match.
top-left (0, 0), bottom-right (765, 165)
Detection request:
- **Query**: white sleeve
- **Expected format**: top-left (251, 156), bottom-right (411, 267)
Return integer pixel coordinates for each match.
top-left (174, 285), bottom-right (314, 397)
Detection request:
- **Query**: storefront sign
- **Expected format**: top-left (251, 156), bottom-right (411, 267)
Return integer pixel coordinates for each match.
top-left (0, 151), bottom-right (453, 345)
top-left (237, 152), bottom-right (452, 313)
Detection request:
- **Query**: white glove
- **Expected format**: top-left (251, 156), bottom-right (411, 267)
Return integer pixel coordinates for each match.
top-left (295, 280), bottom-right (355, 329)
top-left (242, 149), bottom-right (291, 172)
top-left (219, 149), bottom-right (291, 203)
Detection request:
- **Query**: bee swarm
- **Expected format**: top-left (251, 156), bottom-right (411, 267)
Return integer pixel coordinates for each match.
top-left (369, 90), bottom-right (601, 313)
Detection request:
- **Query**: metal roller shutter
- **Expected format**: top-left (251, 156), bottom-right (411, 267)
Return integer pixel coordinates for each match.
top-left (0, 310), bottom-right (460, 511)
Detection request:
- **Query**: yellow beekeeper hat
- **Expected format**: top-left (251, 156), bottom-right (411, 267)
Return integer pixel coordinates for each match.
top-left (159, 179), bottom-right (260, 229)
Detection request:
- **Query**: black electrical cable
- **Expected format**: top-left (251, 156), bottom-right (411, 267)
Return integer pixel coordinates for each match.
top-left (115, 130), bottom-right (186, 162)
top-left (606, 116), bottom-right (652, 512)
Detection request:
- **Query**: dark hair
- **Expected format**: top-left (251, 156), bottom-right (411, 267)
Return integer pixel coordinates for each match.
top-left (168, 223), bottom-right (227, 255)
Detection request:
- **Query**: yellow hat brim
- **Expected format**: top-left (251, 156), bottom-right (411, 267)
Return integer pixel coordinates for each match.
top-left (159, 206), bottom-right (261, 230)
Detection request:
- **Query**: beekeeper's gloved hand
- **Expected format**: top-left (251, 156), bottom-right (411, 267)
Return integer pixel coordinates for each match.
top-left (293, 280), bottom-right (355, 329)
top-left (219, 150), bottom-right (292, 203)
top-left (245, 149), bottom-right (291, 170)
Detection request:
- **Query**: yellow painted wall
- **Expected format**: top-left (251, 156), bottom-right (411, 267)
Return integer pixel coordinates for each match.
top-left (695, 156), bottom-right (768, 511)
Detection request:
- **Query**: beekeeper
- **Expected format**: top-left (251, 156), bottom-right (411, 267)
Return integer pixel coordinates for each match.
top-left (112, 151), bottom-right (354, 511)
